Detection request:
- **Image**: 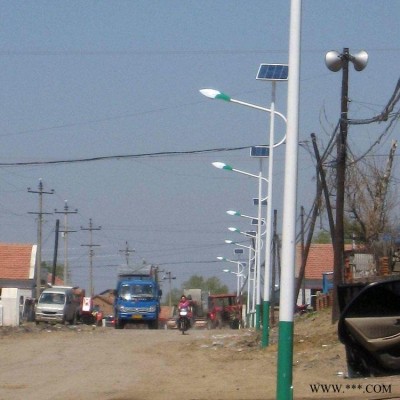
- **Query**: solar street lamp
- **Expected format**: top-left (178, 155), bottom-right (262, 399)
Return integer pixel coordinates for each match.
top-left (226, 210), bottom-right (265, 226)
top-left (228, 227), bottom-right (257, 238)
top-left (200, 89), bottom-right (287, 146)
top-left (213, 161), bottom-right (268, 329)
top-left (217, 257), bottom-right (246, 297)
top-left (276, 2), bottom-right (301, 398)
top-left (225, 239), bottom-right (256, 325)
top-left (256, 63), bottom-right (288, 347)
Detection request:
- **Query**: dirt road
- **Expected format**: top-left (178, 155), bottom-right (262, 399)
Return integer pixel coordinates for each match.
top-left (1, 311), bottom-right (399, 400)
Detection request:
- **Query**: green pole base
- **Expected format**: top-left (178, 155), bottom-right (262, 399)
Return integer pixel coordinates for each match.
top-left (276, 320), bottom-right (294, 400)
top-left (261, 300), bottom-right (270, 347)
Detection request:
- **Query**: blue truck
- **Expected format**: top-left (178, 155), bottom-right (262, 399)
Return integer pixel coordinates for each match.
top-left (114, 265), bottom-right (161, 329)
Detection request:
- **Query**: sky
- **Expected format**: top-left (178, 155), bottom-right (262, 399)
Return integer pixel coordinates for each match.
top-left (0, 1), bottom-right (399, 298)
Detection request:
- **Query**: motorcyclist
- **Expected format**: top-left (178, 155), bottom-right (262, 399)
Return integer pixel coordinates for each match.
top-left (177, 295), bottom-right (192, 328)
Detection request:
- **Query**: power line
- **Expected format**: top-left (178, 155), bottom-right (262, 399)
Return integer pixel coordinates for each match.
top-left (0, 140), bottom-right (310, 167)
top-left (0, 145), bottom-right (252, 167)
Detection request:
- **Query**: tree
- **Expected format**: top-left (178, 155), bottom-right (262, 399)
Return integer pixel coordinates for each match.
top-left (344, 141), bottom-right (398, 255)
top-left (313, 230), bottom-right (332, 244)
top-left (41, 261), bottom-right (66, 283)
top-left (182, 275), bottom-right (229, 294)
top-left (161, 275), bottom-right (229, 306)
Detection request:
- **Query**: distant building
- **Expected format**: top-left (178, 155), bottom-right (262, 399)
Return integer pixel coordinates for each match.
top-left (92, 289), bottom-right (115, 317)
top-left (0, 243), bottom-right (38, 325)
top-left (0, 243), bottom-right (37, 298)
top-left (296, 243), bottom-right (343, 307)
top-left (295, 243), bottom-right (371, 308)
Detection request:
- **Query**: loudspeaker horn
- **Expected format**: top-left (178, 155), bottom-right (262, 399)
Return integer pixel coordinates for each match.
top-left (325, 50), bottom-right (342, 72)
top-left (352, 50), bottom-right (368, 71)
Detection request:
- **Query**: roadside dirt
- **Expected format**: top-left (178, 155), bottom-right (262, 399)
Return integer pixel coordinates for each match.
top-left (0, 309), bottom-right (399, 400)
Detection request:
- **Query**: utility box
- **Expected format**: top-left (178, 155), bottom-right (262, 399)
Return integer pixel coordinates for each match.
top-left (0, 288), bottom-right (20, 326)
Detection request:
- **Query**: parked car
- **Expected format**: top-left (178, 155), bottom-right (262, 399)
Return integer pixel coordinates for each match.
top-left (35, 286), bottom-right (82, 325)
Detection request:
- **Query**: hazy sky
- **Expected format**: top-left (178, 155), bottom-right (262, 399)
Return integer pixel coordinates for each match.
top-left (0, 1), bottom-right (399, 296)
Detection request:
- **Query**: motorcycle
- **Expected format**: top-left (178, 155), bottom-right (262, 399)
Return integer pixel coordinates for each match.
top-left (177, 307), bottom-right (190, 334)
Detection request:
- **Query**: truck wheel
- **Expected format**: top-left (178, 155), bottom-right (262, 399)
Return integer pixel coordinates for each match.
top-left (148, 320), bottom-right (159, 329)
top-left (230, 319), bottom-right (240, 329)
top-left (115, 318), bottom-right (124, 329)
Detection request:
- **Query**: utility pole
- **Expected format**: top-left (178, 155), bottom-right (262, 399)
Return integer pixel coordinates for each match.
top-left (325, 48), bottom-right (368, 322)
top-left (300, 206), bottom-right (305, 305)
top-left (311, 133), bottom-right (336, 243)
top-left (55, 200), bottom-right (78, 285)
top-left (119, 241), bottom-right (135, 267)
top-left (333, 48), bottom-right (350, 321)
top-left (163, 271), bottom-right (176, 307)
top-left (28, 179), bottom-right (54, 299)
top-left (376, 140), bottom-right (397, 229)
top-left (51, 219), bottom-right (60, 286)
top-left (81, 219), bottom-right (101, 297)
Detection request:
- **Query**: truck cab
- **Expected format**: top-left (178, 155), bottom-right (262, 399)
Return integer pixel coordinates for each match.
top-left (114, 279), bottom-right (160, 329)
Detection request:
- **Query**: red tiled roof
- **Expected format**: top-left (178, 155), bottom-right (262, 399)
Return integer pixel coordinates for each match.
top-left (296, 243), bottom-right (353, 280)
top-left (0, 243), bottom-right (36, 280)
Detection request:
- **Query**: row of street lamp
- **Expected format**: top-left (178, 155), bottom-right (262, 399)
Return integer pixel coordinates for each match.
top-left (201, 43), bottom-right (368, 399)
top-left (202, 70), bottom-right (288, 344)
top-left (200, 55), bottom-right (293, 399)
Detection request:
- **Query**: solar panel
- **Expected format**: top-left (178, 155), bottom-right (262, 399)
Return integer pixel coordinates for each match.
top-left (256, 64), bottom-right (288, 81)
top-left (250, 146), bottom-right (269, 158)
top-left (253, 198), bottom-right (268, 206)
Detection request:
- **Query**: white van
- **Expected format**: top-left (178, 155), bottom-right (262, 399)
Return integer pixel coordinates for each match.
top-left (35, 286), bottom-right (80, 325)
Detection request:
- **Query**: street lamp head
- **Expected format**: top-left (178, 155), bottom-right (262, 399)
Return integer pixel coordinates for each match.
top-left (228, 227), bottom-right (239, 233)
top-left (199, 88), bottom-right (231, 102)
top-left (225, 239), bottom-right (234, 244)
top-left (217, 256), bottom-right (226, 261)
top-left (212, 161), bottom-right (233, 171)
top-left (226, 210), bottom-right (240, 216)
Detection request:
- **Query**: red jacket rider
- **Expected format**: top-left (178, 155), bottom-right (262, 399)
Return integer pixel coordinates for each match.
top-left (178, 295), bottom-right (193, 319)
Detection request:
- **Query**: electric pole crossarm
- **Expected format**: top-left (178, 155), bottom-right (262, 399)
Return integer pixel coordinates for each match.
top-left (119, 241), bottom-right (135, 267)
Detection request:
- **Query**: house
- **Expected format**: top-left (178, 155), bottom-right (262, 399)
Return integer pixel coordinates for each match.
top-left (0, 243), bottom-right (38, 325)
top-left (92, 289), bottom-right (115, 317)
top-left (295, 243), bottom-right (366, 307)
top-left (0, 243), bottom-right (37, 297)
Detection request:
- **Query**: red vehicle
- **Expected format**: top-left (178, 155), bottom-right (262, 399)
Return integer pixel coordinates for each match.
top-left (206, 294), bottom-right (242, 329)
